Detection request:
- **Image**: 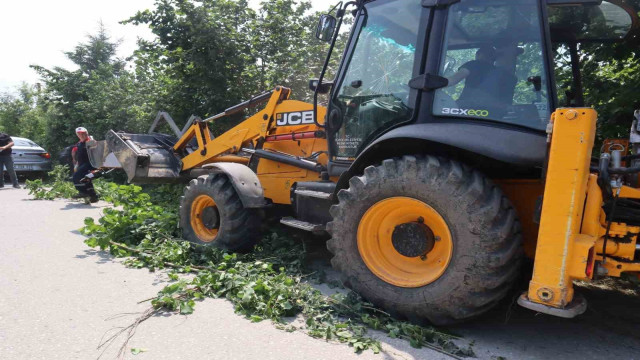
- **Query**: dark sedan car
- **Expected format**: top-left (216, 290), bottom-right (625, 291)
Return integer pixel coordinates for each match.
top-left (4, 137), bottom-right (52, 177)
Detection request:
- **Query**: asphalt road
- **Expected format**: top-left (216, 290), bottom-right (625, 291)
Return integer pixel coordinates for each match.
top-left (0, 188), bottom-right (454, 360)
top-left (1, 187), bottom-right (640, 360)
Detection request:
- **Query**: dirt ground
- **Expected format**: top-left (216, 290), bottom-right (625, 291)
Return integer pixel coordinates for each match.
top-left (2, 187), bottom-right (640, 360)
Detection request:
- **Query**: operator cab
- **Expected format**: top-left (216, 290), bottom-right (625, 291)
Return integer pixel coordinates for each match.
top-left (433, 0), bottom-right (554, 130)
top-left (315, 0), bottom-right (638, 173)
top-left (436, 0), bottom-right (637, 127)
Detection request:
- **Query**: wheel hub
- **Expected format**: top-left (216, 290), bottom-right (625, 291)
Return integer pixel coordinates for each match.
top-left (357, 197), bottom-right (454, 288)
top-left (201, 206), bottom-right (220, 229)
top-left (190, 194), bottom-right (219, 242)
top-left (391, 221), bottom-right (435, 258)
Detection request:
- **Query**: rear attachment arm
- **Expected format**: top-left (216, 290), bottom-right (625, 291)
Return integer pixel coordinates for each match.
top-left (520, 108), bottom-right (640, 317)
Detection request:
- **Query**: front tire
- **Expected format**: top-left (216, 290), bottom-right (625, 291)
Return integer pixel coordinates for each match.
top-left (179, 174), bottom-right (261, 252)
top-left (326, 156), bottom-right (522, 325)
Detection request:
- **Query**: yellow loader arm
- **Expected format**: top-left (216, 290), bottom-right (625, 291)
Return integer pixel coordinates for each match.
top-left (88, 86), bottom-right (327, 185)
top-left (175, 86), bottom-right (292, 170)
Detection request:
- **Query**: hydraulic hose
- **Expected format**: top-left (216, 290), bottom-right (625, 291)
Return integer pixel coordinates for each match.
top-left (596, 154), bottom-right (613, 202)
top-left (591, 165), bottom-right (640, 175)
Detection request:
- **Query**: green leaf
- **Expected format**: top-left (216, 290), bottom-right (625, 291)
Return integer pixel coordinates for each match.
top-left (180, 301), bottom-right (194, 315)
top-left (130, 348), bottom-right (147, 355)
top-left (84, 238), bottom-right (98, 248)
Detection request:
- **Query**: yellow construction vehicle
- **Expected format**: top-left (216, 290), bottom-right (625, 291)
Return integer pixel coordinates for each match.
top-left (89, 0), bottom-right (640, 324)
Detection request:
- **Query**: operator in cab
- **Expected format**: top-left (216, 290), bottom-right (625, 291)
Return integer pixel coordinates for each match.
top-left (447, 45), bottom-right (518, 119)
top-left (447, 45), bottom-right (498, 102)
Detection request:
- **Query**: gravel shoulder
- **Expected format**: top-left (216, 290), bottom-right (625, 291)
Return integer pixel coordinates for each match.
top-left (1, 187), bottom-right (639, 360)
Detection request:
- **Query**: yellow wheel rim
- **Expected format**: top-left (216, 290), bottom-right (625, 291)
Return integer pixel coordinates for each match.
top-left (357, 197), bottom-right (453, 288)
top-left (190, 194), bottom-right (219, 243)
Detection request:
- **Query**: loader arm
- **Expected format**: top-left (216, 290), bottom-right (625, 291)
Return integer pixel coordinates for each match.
top-left (174, 86), bottom-right (291, 170)
top-left (89, 86), bottom-right (328, 185)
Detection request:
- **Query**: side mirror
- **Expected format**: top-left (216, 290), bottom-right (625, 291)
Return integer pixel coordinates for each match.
top-left (309, 79), bottom-right (334, 94)
top-left (315, 14), bottom-right (337, 43)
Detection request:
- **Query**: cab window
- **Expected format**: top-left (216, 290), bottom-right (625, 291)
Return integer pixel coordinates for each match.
top-left (433, 0), bottom-right (552, 131)
top-left (330, 0), bottom-right (423, 160)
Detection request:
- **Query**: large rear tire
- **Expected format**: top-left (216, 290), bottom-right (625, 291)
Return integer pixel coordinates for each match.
top-left (179, 174), bottom-right (261, 252)
top-left (326, 155), bottom-right (522, 325)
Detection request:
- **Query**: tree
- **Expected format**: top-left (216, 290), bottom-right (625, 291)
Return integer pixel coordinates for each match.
top-left (126, 0), bottom-right (338, 132)
top-left (0, 84), bottom-right (50, 148)
top-left (552, 2), bottom-right (640, 142)
top-left (126, 0), bottom-right (258, 127)
top-left (32, 24), bottom-right (150, 156)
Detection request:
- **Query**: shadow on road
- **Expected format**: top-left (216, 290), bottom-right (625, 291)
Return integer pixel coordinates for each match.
top-left (60, 201), bottom-right (108, 210)
top-left (75, 246), bottom-right (172, 288)
top-left (442, 278), bottom-right (640, 359)
top-left (76, 248), bottom-right (117, 265)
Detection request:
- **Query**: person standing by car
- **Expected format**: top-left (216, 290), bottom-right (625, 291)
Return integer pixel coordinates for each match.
top-left (71, 127), bottom-right (98, 203)
top-left (0, 132), bottom-right (20, 188)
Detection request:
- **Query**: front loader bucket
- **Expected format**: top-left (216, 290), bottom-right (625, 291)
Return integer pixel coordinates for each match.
top-left (87, 130), bottom-right (183, 184)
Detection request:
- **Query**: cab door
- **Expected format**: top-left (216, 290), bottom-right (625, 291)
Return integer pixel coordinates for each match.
top-left (326, 0), bottom-right (430, 168)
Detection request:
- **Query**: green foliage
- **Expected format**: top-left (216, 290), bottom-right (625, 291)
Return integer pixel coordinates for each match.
top-left (25, 165), bottom-right (77, 200)
top-left (124, 0), bottom-right (336, 133)
top-left (0, 84), bottom-right (51, 147)
top-left (130, 347), bottom-right (147, 355)
top-left (1, 1), bottom-right (342, 156)
top-left (30, 24), bottom-right (154, 158)
top-left (24, 164), bottom-right (132, 201)
top-left (82, 184), bottom-right (179, 250)
top-left (553, 20), bottom-right (640, 142)
top-left (27, 176), bottom-right (474, 357)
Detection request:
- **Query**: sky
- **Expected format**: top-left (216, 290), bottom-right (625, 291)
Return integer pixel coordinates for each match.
top-left (0, 0), bottom-right (327, 93)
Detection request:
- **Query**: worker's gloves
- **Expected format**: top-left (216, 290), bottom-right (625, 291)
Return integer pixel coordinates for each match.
top-left (81, 169), bottom-right (105, 183)
top-left (80, 172), bottom-right (96, 183)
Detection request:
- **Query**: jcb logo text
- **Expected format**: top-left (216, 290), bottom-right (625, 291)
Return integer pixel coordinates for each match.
top-left (276, 111), bottom-right (315, 126)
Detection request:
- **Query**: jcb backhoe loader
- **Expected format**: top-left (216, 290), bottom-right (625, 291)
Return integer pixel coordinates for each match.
top-left (88, 0), bottom-right (640, 325)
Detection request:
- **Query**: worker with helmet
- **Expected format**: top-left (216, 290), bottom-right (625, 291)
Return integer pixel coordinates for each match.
top-left (71, 127), bottom-right (99, 203)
